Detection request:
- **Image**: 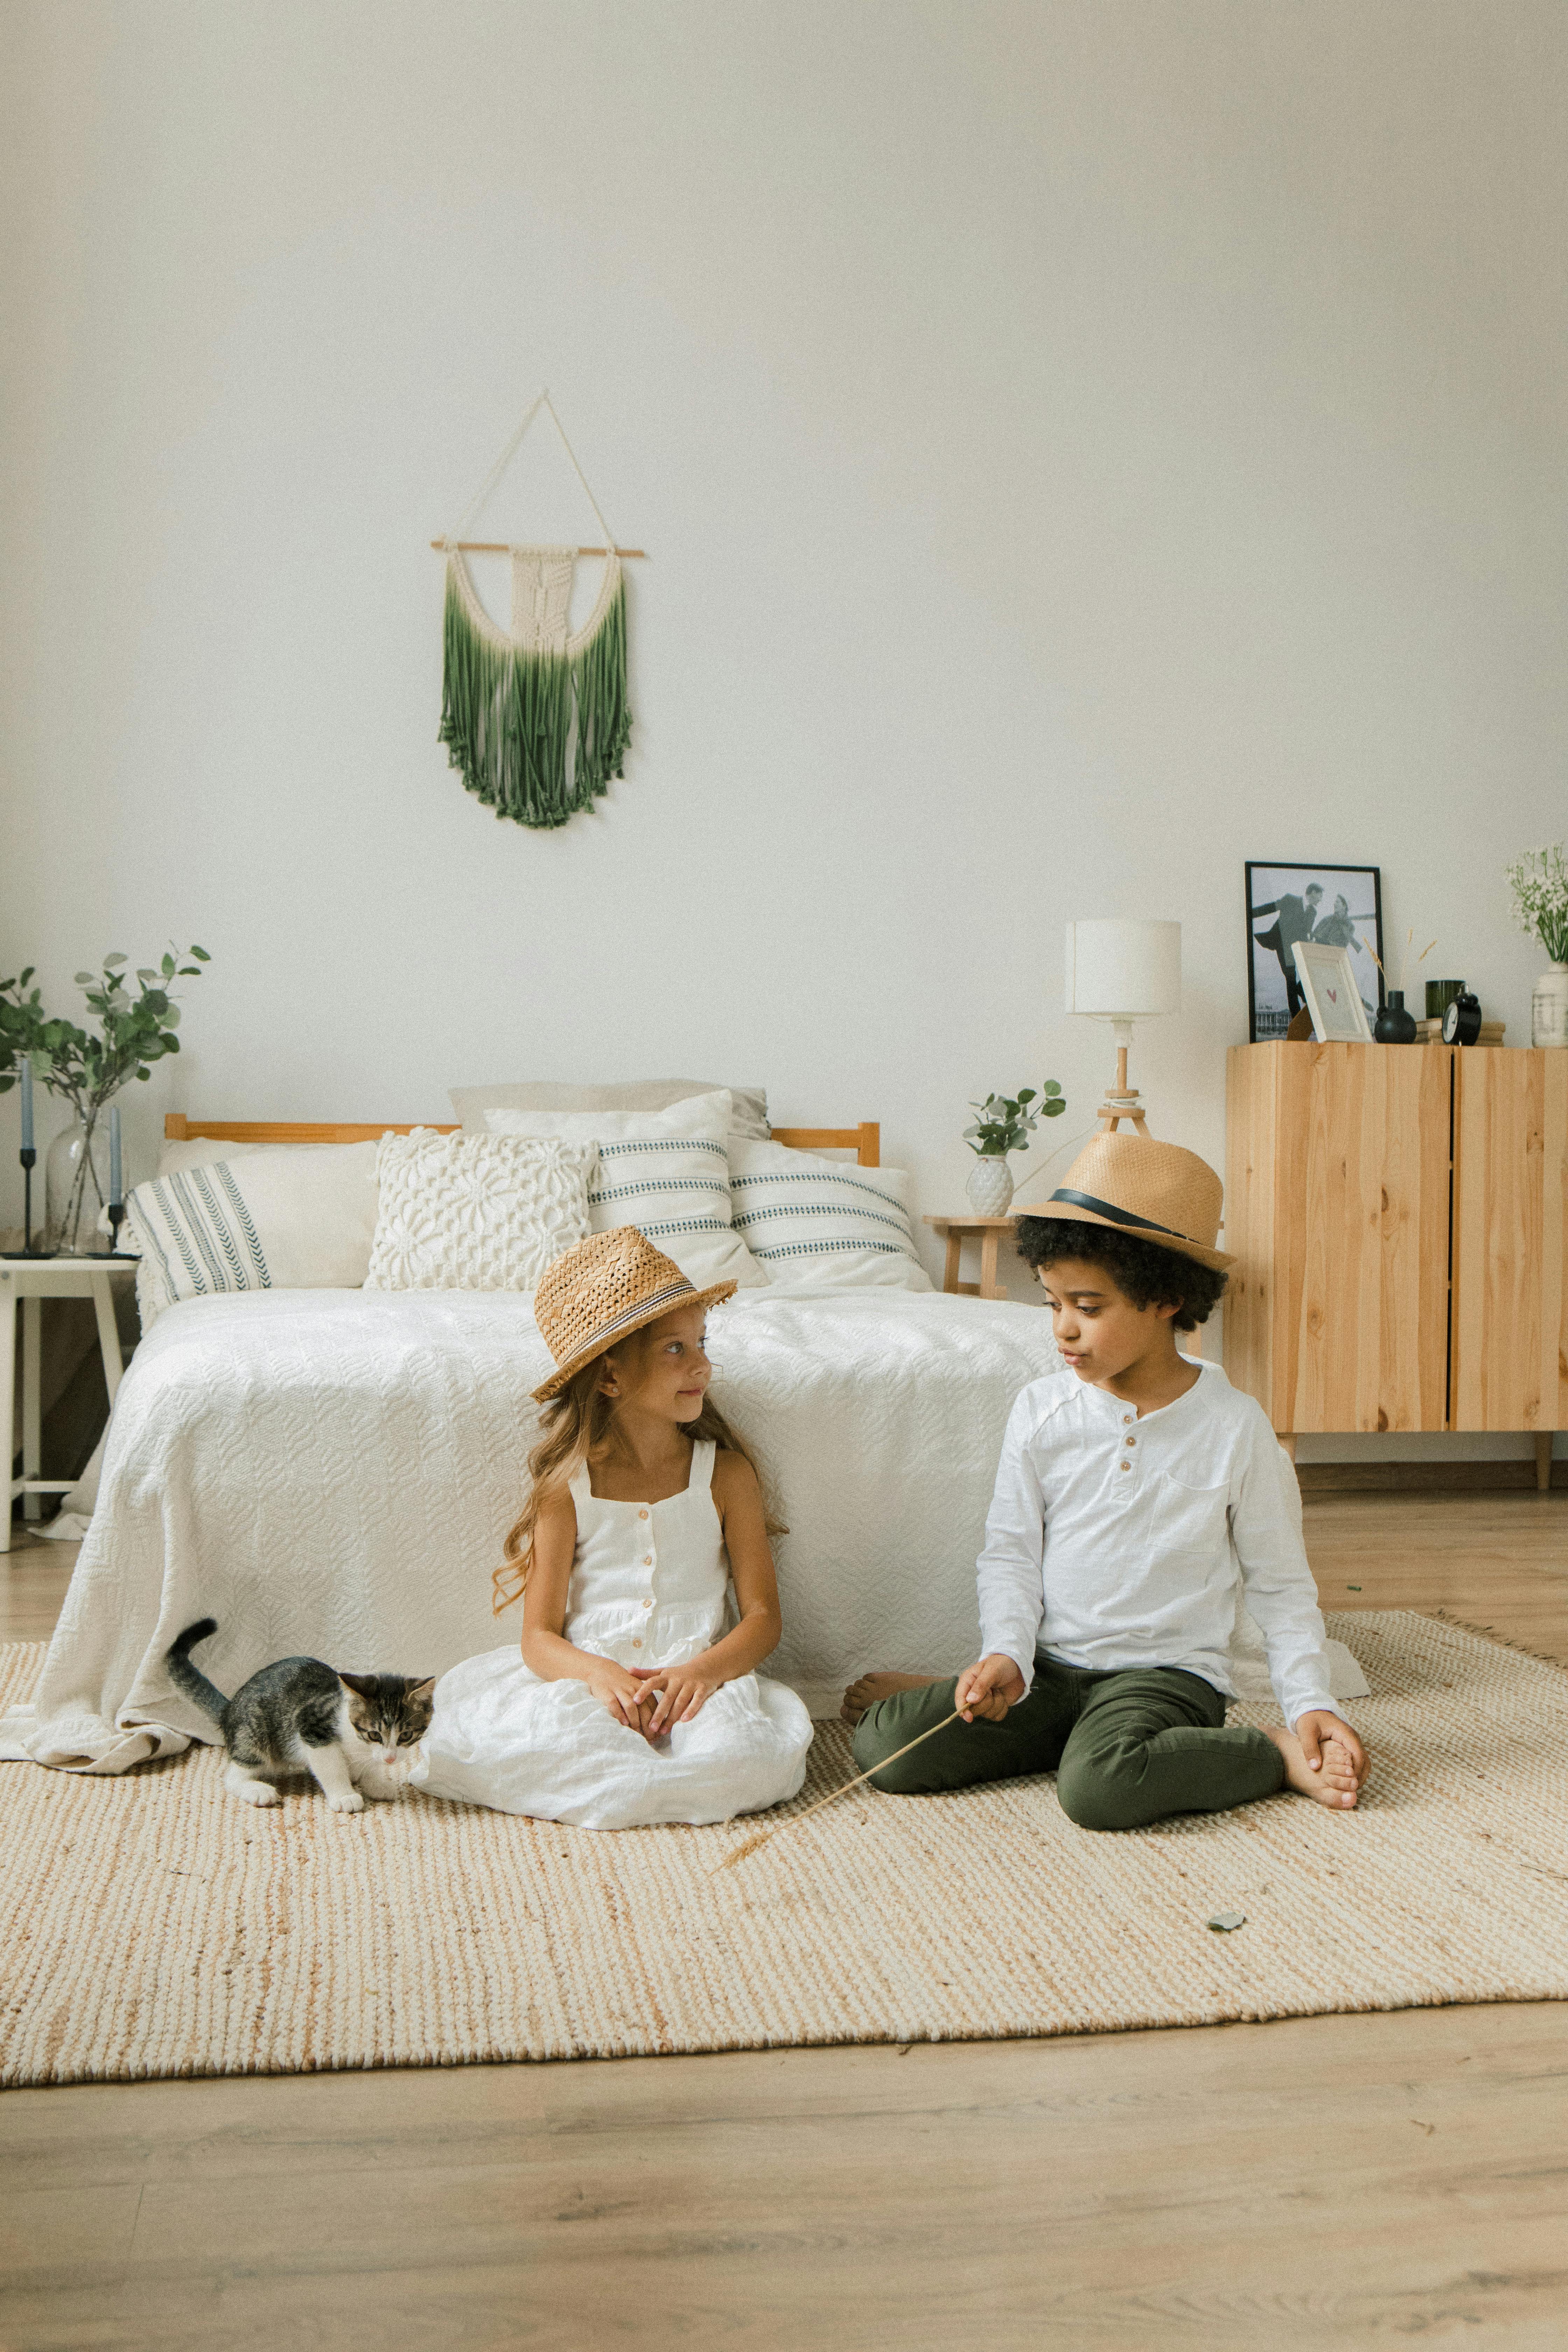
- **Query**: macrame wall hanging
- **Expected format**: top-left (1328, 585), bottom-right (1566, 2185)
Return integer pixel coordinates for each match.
top-left (433, 392), bottom-right (639, 830)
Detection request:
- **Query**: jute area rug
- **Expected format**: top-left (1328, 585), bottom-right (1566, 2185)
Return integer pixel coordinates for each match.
top-left (3, 1612), bottom-right (1566, 2088)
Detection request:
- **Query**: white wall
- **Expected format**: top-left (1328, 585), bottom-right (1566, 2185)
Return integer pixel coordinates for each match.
top-left (4, 1), bottom-right (1566, 1447)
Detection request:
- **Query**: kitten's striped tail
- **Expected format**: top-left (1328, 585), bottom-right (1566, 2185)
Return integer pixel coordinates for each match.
top-left (164, 1618), bottom-right (229, 1721)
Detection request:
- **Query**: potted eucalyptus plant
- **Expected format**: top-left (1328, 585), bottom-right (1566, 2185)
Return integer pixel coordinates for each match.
top-left (1, 946), bottom-right (210, 1252)
top-left (963, 1082), bottom-right (1065, 1215)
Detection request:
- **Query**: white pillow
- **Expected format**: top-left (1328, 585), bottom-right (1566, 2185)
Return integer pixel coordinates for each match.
top-left (125, 1142), bottom-right (382, 1328)
top-left (451, 1079), bottom-right (771, 1142)
top-left (483, 1090), bottom-right (767, 1290)
top-left (363, 1131), bottom-right (594, 1292)
top-left (728, 1140), bottom-right (932, 1292)
top-left (156, 1137), bottom-right (350, 1178)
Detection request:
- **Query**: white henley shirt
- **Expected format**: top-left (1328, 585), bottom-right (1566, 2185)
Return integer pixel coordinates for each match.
top-left (976, 1360), bottom-right (1341, 1731)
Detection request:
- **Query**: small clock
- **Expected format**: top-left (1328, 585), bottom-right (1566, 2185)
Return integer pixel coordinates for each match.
top-left (1442, 989), bottom-right (1483, 1045)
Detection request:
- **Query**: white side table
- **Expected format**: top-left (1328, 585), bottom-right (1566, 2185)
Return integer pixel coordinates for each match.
top-left (2, 1256), bottom-right (137, 1552)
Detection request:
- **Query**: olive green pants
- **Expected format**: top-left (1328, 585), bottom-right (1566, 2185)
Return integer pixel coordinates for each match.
top-left (850, 1654), bottom-right (1285, 1831)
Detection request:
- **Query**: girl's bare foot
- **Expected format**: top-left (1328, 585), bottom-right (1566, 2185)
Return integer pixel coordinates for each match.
top-left (1265, 1725), bottom-right (1361, 1808)
top-left (840, 1670), bottom-right (941, 1728)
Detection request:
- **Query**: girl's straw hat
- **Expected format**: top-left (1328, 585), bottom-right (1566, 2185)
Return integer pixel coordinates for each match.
top-left (1018, 1133), bottom-right (1233, 1272)
top-left (531, 1228), bottom-right (737, 1402)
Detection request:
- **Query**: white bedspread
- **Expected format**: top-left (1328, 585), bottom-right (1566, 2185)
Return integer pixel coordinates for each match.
top-left (0, 1287), bottom-right (1364, 1774)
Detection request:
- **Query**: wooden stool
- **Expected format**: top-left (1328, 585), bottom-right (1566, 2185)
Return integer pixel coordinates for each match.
top-left (923, 1216), bottom-right (1016, 1301)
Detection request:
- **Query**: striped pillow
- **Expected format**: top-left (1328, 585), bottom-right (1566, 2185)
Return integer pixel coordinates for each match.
top-left (124, 1142), bottom-right (382, 1327)
top-left (483, 1090), bottom-right (766, 1289)
top-left (728, 1140), bottom-right (932, 1292)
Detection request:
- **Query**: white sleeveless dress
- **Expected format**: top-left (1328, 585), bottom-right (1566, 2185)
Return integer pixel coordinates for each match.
top-left (412, 1441), bottom-right (814, 1830)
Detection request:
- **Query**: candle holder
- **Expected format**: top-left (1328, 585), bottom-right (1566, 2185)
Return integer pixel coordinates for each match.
top-left (1, 1144), bottom-right (59, 1260)
top-left (105, 1200), bottom-right (133, 1258)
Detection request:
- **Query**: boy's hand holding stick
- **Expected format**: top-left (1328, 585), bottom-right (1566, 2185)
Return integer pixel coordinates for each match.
top-left (716, 1653), bottom-right (1025, 1871)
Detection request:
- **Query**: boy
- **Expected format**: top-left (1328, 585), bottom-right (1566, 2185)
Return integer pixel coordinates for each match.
top-left (845, 1134), bottom-right (1367, 1829)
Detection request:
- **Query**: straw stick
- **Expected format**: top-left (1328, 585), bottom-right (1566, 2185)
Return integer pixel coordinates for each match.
top-left (714, 1707), bottom-right (966, 1871)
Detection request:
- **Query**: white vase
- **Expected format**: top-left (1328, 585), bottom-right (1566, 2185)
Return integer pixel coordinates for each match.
top-left (966, 1155), bottom-right (1015, 1216)
top-left (1532, 964), bottom-right (1568, 1049)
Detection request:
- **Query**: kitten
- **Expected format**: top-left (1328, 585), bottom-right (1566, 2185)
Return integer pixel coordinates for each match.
top-left (165, 1618), bottom-right (435, 1813)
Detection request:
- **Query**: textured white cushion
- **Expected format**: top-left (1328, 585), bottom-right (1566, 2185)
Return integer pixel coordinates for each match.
top-left (363, 1131), bottom-right (594, 1293)
top-left (483, 1091), bottom-right (766, 1290)
top-left (125, 1142), bottom-right (383, 1329)
top-left (728, 1140), bottom-right (932, 1292)
top-left (452, 1079), bottom-right (770, 1142)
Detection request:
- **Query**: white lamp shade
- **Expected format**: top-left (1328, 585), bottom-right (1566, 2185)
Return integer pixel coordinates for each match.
top-left (1065, 920), bottom-right (1182, 1018)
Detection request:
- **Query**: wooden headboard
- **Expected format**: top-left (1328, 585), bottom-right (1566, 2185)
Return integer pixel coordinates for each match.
top-left (166, 1115), bottom-right (881, 1167)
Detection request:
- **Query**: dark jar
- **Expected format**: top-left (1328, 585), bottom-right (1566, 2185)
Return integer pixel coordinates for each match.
top-left (1374, 989), bottom-right (1418, 1045)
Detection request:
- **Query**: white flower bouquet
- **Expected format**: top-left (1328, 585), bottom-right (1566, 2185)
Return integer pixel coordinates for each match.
top-left (1506, 844), bottom-right (1568, 965)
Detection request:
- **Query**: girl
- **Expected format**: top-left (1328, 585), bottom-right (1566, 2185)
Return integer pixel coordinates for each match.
top-left (414, 1227), bottom-right (813, 1829)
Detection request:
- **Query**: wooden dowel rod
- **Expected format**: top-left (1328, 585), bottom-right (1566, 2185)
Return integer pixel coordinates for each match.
top-left (431, 539), bottom-right (647, 558)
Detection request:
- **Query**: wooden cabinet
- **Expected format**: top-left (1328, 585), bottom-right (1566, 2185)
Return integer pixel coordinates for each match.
top-left (1225, 1044), bottom-right (1568, 1444)
top-left (1451, 1048), bottom-right (1568, 1432)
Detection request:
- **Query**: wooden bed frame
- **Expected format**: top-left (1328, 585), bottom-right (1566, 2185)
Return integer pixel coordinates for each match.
top-left (165, 1115), bottom-right (881, 1166)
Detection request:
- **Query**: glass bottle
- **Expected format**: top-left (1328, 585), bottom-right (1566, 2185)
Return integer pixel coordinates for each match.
top-left (45, 1111), bottom-right (111, 1256)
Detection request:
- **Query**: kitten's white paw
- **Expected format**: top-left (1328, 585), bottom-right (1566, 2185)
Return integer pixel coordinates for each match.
top-left (226, 1770), bottom-right (280, 1806)
top-left (327, 1789), bottom-right (365, 1814)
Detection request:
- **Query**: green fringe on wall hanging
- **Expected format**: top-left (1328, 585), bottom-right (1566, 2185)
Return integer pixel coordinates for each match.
top-left (435, 391), bottom-right (636, 830)
top-left (439, 545), bottom-right (632, 829)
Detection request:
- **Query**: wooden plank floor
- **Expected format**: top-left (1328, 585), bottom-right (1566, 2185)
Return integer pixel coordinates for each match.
top-left (2, 1494), bottom-right (1567, 2351)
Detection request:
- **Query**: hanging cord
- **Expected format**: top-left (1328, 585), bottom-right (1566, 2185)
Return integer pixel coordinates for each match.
top-left (1004, 1120), bottom-right (1097, 1210)
top-left (443, 388), bottom-right (618, 552)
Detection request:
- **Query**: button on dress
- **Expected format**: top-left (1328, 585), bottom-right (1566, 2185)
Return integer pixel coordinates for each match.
top-left (413, 1441), bottom-right (813, 1829)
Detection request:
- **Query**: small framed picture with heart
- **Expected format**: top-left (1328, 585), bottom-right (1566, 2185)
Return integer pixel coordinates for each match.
top-left (1245, 861), bottom-right (1383, 1041)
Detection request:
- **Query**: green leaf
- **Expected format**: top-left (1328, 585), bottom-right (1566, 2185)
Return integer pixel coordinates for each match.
top-left (161, 953), bottom-right (175, 977)
top-left (191, 946), bottom-right (210, 961)
top-left (136, 1066), bottom-right (151, 1080)
top-left (161, 1034), bottom-right (180, 1052)
top-left (162, 1003), bottom-right (180, 1028)
top-left (1043, 1081), bottom-right (1062, 1097)
top-left (1016, 1088), bottom-right (1036, 1104)
top-left (1045, 1097), bottom-right (1066, 1116)
top-left (104, 953), bottom-right (127, 968)
top-left (74, 972), bottom-right (95, 986)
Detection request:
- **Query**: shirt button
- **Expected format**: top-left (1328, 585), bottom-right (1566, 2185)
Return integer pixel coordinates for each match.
top-left (638, 1509), bottom-right (649, 1520)
top-left (1123, 1414), bottom-right (1133, 1424)
top-left (642, 1597), bottom-right (652, 1609)
top-left (1120, 1462), bottom-right (1132, 1472)
top-left (643, 1555), bottom-right (653, 1566)
top-left (1126, 1436), bottom-right (1136, 1447)
top-left (632, 1638), bottom-right (643, 1649)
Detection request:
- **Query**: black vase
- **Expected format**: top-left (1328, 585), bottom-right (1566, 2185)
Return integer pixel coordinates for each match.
top-left (1374, 989), bottom-right (1418, 1044)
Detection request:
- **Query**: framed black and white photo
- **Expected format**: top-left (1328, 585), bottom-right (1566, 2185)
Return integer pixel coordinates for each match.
top-left (1245, 861), bottom-right (1383, 1042)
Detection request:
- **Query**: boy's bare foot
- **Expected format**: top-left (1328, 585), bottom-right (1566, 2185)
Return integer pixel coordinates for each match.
top-left (1264, 1724), bottom-right (1361, 1809)
top-left (840, 1670), bottom-right (941, 1728)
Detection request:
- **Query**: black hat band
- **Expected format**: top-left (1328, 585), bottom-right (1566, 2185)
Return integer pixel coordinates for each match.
top-left (1042, 1188), bottom-right (1189, 1242)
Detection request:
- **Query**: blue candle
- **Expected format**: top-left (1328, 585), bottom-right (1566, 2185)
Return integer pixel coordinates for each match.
top-left (19, 1055), bottom-right (33, 1154)
top-left (109, 1105), bottom-right (122, 1206)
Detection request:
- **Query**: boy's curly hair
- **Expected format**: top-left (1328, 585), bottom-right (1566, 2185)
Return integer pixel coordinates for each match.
top-left (1013, 1217), bottom-right (1227, 1332)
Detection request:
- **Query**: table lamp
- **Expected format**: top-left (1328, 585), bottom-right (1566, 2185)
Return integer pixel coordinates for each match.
top-left (1064, 919), bottom-right (1182, 1134)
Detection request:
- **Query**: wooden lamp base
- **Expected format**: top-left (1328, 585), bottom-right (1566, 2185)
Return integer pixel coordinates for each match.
top-left (1096, 1040), bottom-right (1151, 1135)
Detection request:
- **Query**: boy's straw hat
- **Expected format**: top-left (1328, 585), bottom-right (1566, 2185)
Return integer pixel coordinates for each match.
top-left (1017, 1133), bottom-right (1233, 1273)
top-left (532, 1227), bottom-right (737, 1401)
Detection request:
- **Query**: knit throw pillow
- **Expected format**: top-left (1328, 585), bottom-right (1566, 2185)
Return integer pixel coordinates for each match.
top-left (727, 1140), bottom-right (932, 1292)
top-left (363, 1131), bottom-right (595, 1292)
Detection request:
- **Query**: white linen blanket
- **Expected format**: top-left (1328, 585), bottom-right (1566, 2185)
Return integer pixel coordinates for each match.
top-left (0, 1288), bottom-right (1363, 1774)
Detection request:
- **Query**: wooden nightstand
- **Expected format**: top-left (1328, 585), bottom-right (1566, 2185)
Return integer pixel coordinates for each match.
top-left (1, 1256), bottom-right (136, 1550)
top-left (923, 1216), bottom-right (1018, 1301)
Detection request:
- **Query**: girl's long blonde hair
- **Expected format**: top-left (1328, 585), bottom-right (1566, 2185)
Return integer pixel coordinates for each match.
top-left (493, 1342), bottom-right (784, 1613)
